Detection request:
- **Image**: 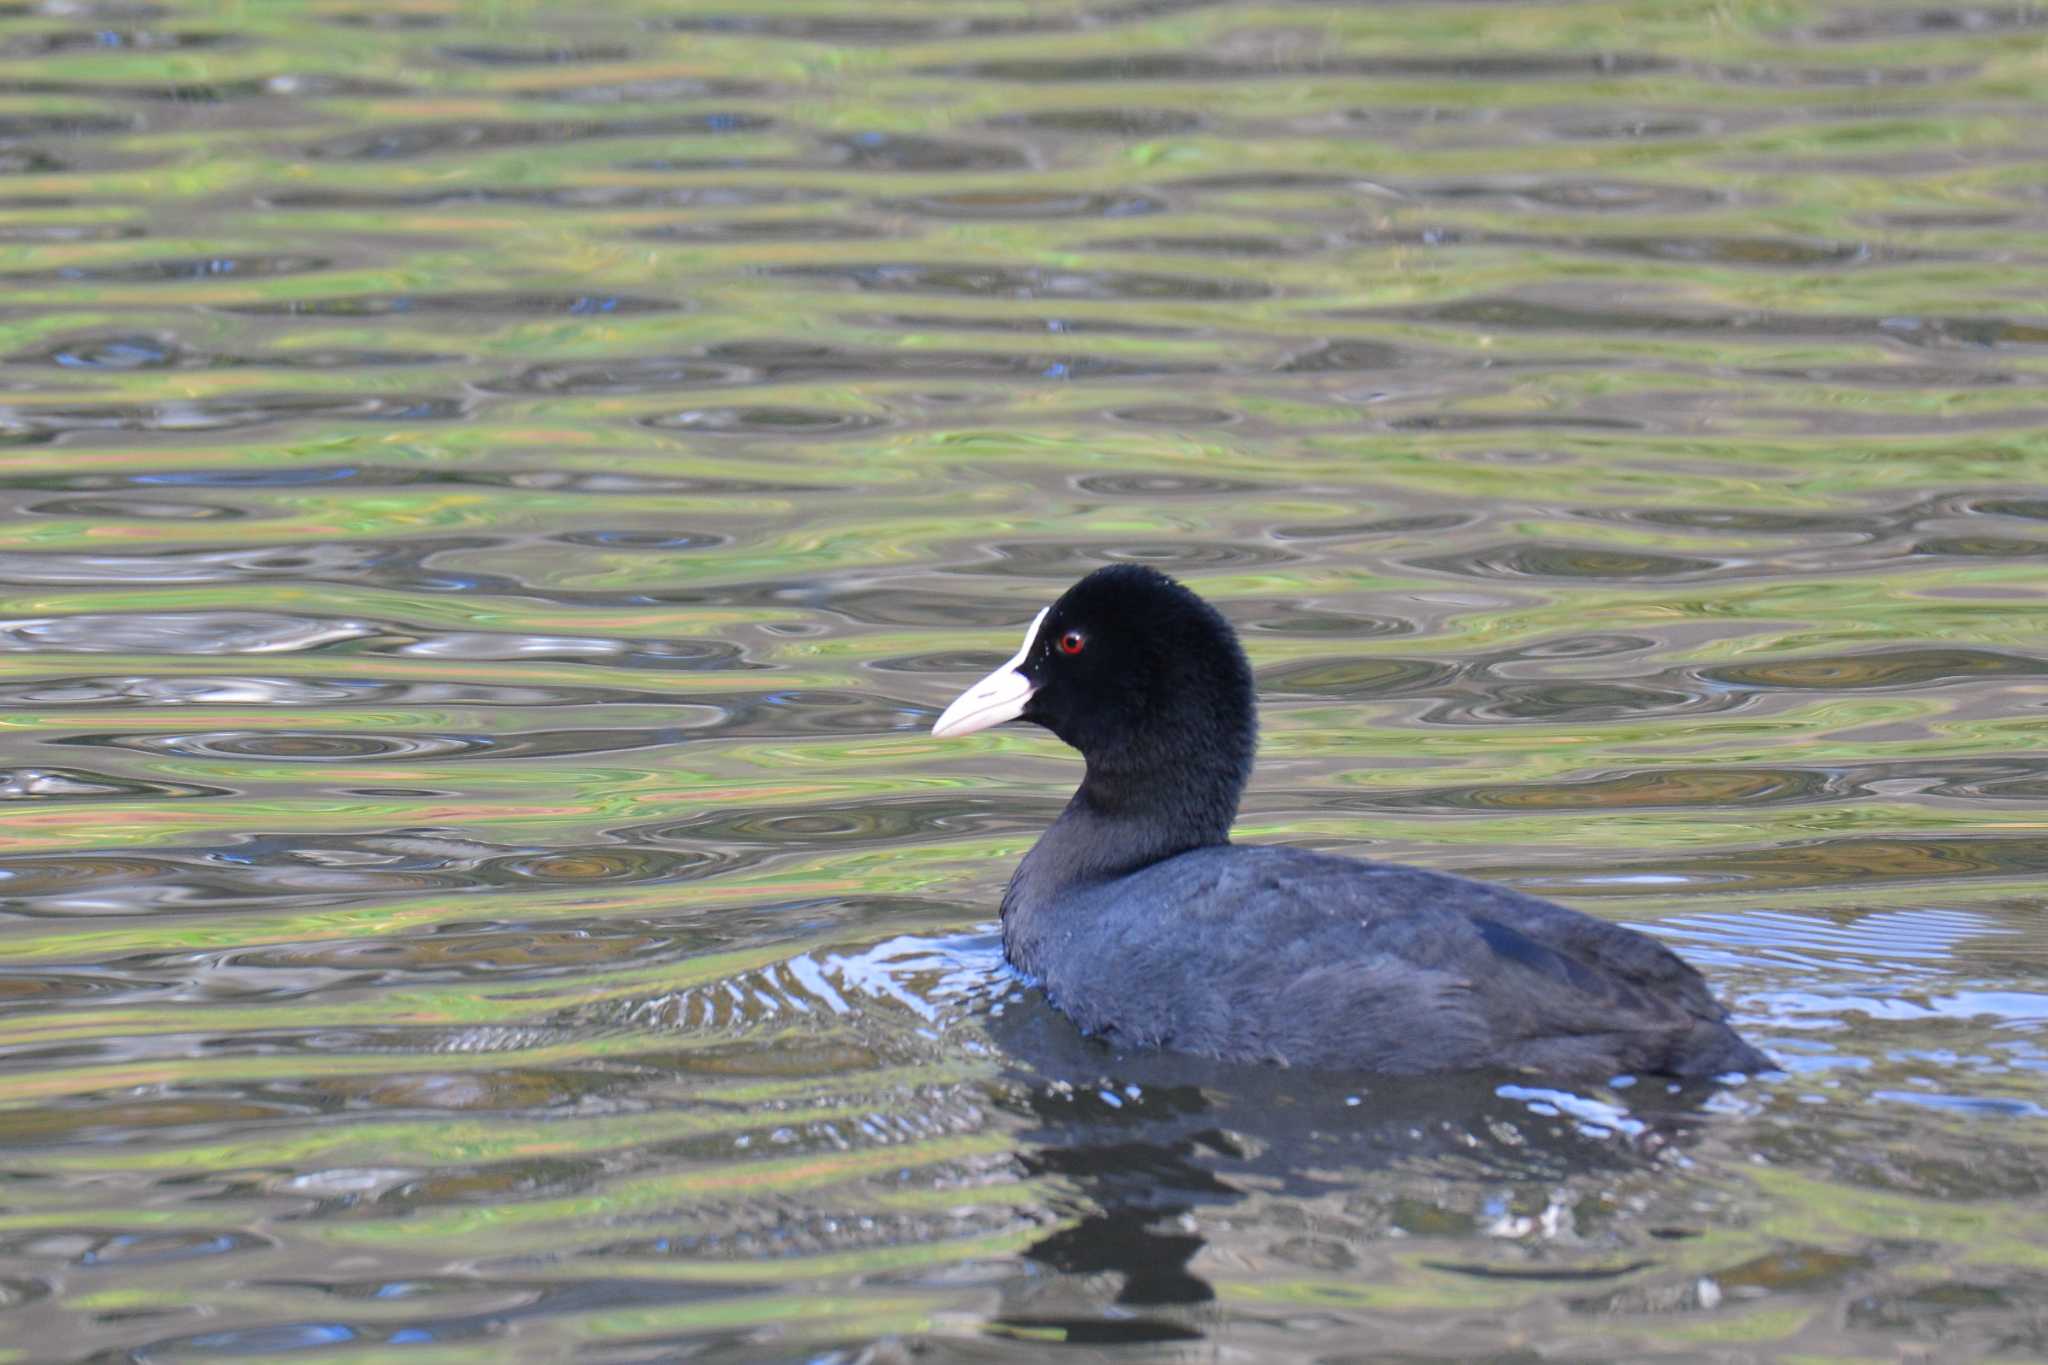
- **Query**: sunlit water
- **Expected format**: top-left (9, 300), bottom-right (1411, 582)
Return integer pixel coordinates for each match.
top-left (0, 0), bottom-right (2044, 1358)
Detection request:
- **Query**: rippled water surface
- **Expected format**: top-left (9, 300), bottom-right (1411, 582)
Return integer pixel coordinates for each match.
top-left (1, 0), bottom-right (2045, 1358)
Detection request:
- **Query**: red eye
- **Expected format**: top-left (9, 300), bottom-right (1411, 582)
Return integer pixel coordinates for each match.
top-left (1058, 630), bottom-right (1086, 655)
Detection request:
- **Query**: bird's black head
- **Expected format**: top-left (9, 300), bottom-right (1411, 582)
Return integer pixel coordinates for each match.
top-left (933, 565), bottom-right (1256, 824)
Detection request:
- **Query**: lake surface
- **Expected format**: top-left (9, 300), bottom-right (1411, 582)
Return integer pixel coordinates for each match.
top-left (1, 0), bottom-right (2045, 1358)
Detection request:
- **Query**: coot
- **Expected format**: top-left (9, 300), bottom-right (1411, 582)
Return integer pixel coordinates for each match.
top-left (933, 565), bottom-right (1769, 1078)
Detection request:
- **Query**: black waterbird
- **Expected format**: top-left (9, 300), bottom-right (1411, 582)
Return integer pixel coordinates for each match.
top-left (933, 565), bottom-right (1769, 1079)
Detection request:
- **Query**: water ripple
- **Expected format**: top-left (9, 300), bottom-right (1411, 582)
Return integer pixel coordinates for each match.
top-left (953, 539), bottom-right (1294, 576)
top-left (1334, 759), bottom-right (2048, 813)
top-left (1493, 834), bottom-right (2048, 896)
top-left (926, 52), bottom-right (1674, 82)
top-left (8, 331), bottom-right (461, 370)
top-left (0, 675), bottom-right (669, 708)
top-left (0, 832), bottom-right (743, 918)
top-left (0, 613), bottom-right (380, 655)
top-left (883, 190), bottom-right (1166, 220)
top-left (1699, 648), bottom-right (2048, 691)
top-left (0, 613), bottom-right (749, 668)
top-left (0, 766), bottom-right (225, 801)
top-left (772, 262), bottom-right (1271, 301)
top-left (647, 796), bottom-right (1063, 847)
top-left (302, 114), bottom-right (769, 160)
top-left (0, 394), bottom-right (464, 439)
top-left (1408, 542), bottom-right (1731, 581)
top-left (1, 254), bottom-right (330, 284)
top-left (0, 538), bottom-right (498, 588)
top-left (0, 28), bottom-right (233, 57)
top-left (0, 463), bottom-right (820, 495)
top-left (64, 727), bottom-right (685, 762)
top-left (1385, 295), bottom-right (2048, 349)
top-left (641, 405), bottom-right (886, 436)
top-left (261, 184), bottom-right (835, 210)
top-left (224, 292), bottom-right (680, 317)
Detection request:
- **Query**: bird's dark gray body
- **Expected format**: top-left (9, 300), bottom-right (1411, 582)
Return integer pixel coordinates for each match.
top-left (1005, 836), bottom-right (1764, 1077)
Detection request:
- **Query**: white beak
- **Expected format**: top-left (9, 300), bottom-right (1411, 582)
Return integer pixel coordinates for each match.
top-left (931, 607), bottom-right (1048, 739)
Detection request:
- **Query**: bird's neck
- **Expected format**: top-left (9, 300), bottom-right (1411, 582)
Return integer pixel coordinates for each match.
top-left (1075, 741), bottom-right (1243, 853)
top-left (1001, 734), bottom-right (1246, 947)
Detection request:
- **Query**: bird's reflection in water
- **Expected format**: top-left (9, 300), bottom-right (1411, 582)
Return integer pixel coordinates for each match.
top-left (984, 990), bottom-right (1748, 1326)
